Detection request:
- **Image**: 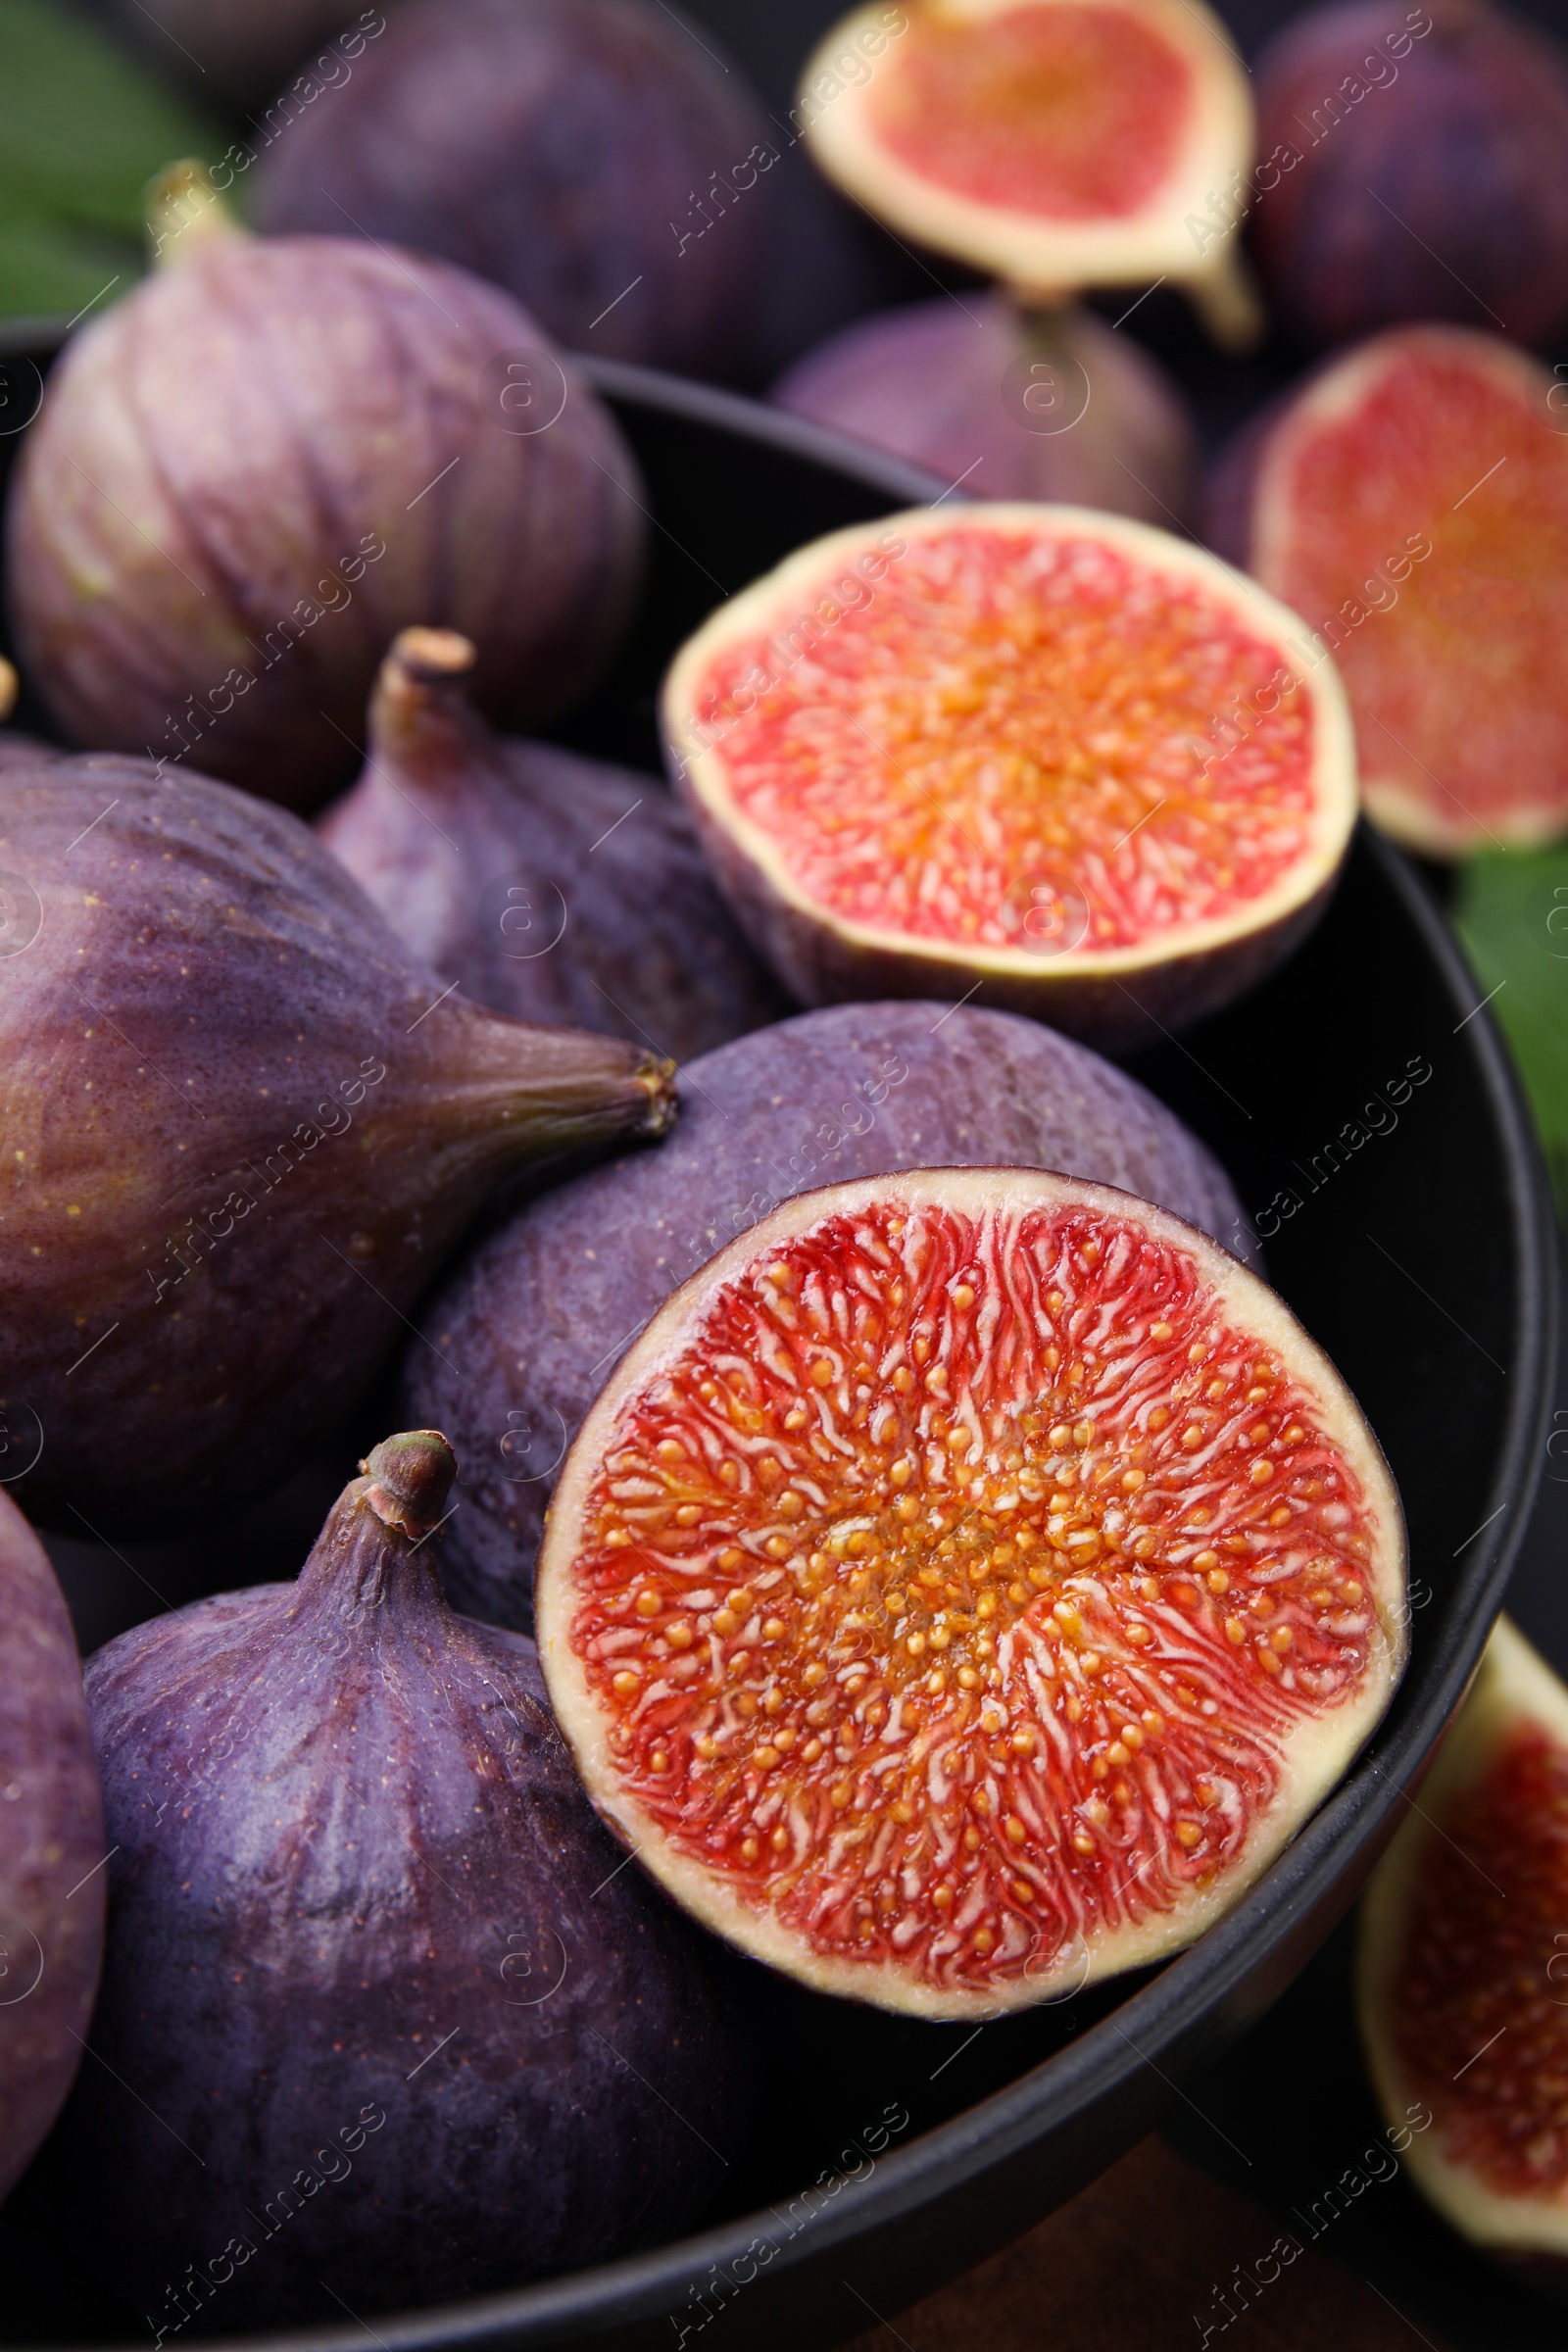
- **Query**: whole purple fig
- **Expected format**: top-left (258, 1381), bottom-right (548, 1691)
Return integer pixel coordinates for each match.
top-left (0, 753), bottom-right (675, 1540)
top-left (0, 1486), bottom-right (105, 2207)
top-left (54, 1432), bottom-right (757, 2327)
top-left (6, 167), bottom-right (645, 809)
top-left (318, 628), bottom-right (792, 1063)
top-left (1250, 0), bottom-right (1568, 350)
top-left (772, 295), bottom-right (1198, 521)
top-left (401, 1002), bottom-right (1256, 1630)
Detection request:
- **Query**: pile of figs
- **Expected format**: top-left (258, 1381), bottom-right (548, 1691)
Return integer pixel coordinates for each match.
top-left (0, 0), bottom-right (1562, 2331)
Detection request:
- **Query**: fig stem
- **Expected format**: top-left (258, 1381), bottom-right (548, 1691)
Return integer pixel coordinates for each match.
top-left (361, 1431), bottom-right (457, 1538)
top-left (144, 160), bottom-right (244, 270)
top-left (1186, 245), bottom-right (1266, 353)
top-left (0, 656), bottom-right (16, 724)
top-left (368, 628), bottom-right (493, 796)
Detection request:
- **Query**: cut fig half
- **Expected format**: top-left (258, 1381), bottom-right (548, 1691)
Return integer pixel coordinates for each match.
top-left (662, 505), bottom-right (1357, 1050)
top-left (801, 0), bottom-right (1260, 345)
top-left (1227, 325), bottom-right (1568, 857)
top-left (538, 1168), bottom-right (1407, 2019)
top-left (1358, 1616), bottom-right (1568, 2263)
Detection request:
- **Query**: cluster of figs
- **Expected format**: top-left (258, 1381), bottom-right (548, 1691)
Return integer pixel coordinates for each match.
top-left (1, 0), bottom-right (1566, 2328)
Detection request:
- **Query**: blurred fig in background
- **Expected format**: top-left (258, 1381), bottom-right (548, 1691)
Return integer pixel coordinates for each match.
top-left (318, 629), bottom-right (792, 1063)
top-left (106, 0), bottom-right (377, 106)
top-left (252, 0), bottom-right (883, 383)
top-left (0, 754), bottom-right (676, 1540)
top-left (0, 1487), bottom-right (104, 2208)
top-left (773, 293), bottom-right (1198, 521)
top-left (6, 167), bottom-right (645, 809)
top-left (1251, 0), bottom-right (1568, 350)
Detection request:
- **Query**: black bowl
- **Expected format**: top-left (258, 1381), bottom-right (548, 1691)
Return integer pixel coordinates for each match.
top-left (0, 356), bottom-right (1556, 2352)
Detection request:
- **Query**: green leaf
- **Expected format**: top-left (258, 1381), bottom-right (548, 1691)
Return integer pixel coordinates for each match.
top-left (0, 0), bottom-right (223, 316)
top-left (1453, 843), bottom-right (1568, 1214)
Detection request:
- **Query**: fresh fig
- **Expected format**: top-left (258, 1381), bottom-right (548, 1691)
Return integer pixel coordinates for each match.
top-left (801, 0), bottom-right (1262, 347)
top-left (0, 753), bottom-right (675, 1540)
top-left (55, 1431), bottom-right (757, 2327)
top-left (772, 293), bottom-right (1198, 522)
top-left (1358, 1616), bottom-right (1568, 2266)
top-left (1210, 323), bottom-right (1568, 854)
top-left (318, 629), bottom-right (792, 1062)
top-left (6, 165), bottom-right (645, 809)
top-left (662, 504), bottom-right (1357, 1049)
top-left (252, 0), bottom-right (866, 383)
top-left (1251, 0), bottom-right (1568, 352)
top-left (401, 1000), bottom-right (1259, 1630)
top-left (0, 1485), bottom-right (105, 2206)
top-left (536, 1166), bottom-right (1407, 2016)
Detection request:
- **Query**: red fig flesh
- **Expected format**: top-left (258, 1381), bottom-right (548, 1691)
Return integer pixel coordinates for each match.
top-left (401, 1001), bottom-right (1258, 1631)
top-left (58, 1432), bottom-right (757, 2325)
top-left (6, 177), bottom-right (645, 808)
top-left (773, 293), bottom-right (1198, 522)
top-left (318, 630), bottom-right (792, 1063)
top-left (537, 1168), bottom-right (1407, 2016)
top-left (0, 1486), bottom-right (105, 2206)
top-left (1252, 0), bottom-right (1568, 352)
top-left (1219, 324), bottom-right (1568, 855)
top-left (662, 505), bottom-right (1357, 1048)
top-left (0, 755), bottom-right (674, 1538)
top-left (1358, 1618), bottom-right (1568, 2259)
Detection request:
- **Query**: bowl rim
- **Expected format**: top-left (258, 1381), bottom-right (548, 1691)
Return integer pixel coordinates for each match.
top-left (18, 360), bottom-right (1557, 2352)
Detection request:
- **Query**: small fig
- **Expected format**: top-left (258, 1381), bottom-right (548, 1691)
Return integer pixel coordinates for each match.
top-left (254, 0), bottom-right (840, 382)
top-left (1251, 0), bottom-right (1568, 351)
top-left (402, 1000), bottom-right (1257, 1629)
top-left (773, 293), bottom-right (1198, 521)
top-left (54, 1432), bottom-right (757, 2325)
top-left (318, 629), bottom-right (792, 1062)
top-left (0, 1486), bottom-right (105, 2206)
top-left (6, 166), bottom-right (645, 809)
top-left (0, 755), bottom-right (675, 1539)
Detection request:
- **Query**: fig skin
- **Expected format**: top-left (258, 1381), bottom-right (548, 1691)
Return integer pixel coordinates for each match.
top-left (773, 294), bottom-right (1199, 523)
top-left (1251, 0), bottom-right (1568, 351)
top-left (401, 1000), bottom-right (1256, 1629)
top-left (0, 755), bottom-right (675, 1540)
top-left (253, 0), bottom-right (842, 383)
top-left (318, 629), bottom-right (793, 1063)
top-left (54, 1433), bottom-right (757, 2327)
top-left (6, 203), bottom-right (645, 809)
top-left (0, 1485), bottom-right (105, 2207)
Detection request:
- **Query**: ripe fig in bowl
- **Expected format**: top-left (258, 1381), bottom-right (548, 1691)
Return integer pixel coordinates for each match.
top-left (6, 167), bottom-right (645, 809)
top-left (54, 1432), bottom-right (758, 2327)
top-left (318, 628), bottom-right (792, 1062)
top-left (537, 1168), bottom-right (1408, 2015)
top-left (662, 505), bottom-right (1358, 1049)
top-left (252, 0), bottom-right (867, 383)
top-left (1251, 0), bottom-right (1568, 352)
top-left (0, 1486), bottom-right (105, 2206)
top-left (1210, 324), bottom-right (1568, 855)
top-left (772, 293), bottom-right (1198, 522)
top-left (0, 754), bottom-right (675, 1540)
top-left (401, 999), bottom-right (1258, 1629)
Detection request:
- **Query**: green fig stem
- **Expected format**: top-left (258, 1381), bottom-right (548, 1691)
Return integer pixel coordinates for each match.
top-left (145, 159), bottom-right (244, 270)
top-left (368, 627), bottom-right (495, 794)
top-left (361, 1431), bottom-right (457, 1538)
top-left (0, 656), bottom-right (16, 725)
top-left (1186, 243), bottom-right (1266, 353)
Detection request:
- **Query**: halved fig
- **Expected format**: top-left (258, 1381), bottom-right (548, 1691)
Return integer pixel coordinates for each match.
top-left (662, 505), bottom-right (1357, 1050)
top-left (1217, 325), bottom-right (1568, 856)
top-left (801, 0), bottom-right (1260, 344)
top-left (538, 1168), bottom-right (1407, 2018)
top-left (1358, 1616), bottom-right (1568, 2264)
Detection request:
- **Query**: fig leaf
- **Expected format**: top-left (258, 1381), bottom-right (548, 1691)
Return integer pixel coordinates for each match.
top-left (1454, 844), bottom-right (1568, 1215)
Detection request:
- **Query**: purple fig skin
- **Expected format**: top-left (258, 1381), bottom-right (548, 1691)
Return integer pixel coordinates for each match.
top-left (6, 221), bottom-right (645, 809)
top-left (0, 754), bottom-right (676, 1541)
top-left (55, 1434), bottom-right (757, 2327)
top-left (317, 629), bottom-right (793, 1063)
top-left (401, 1001), bottom-right (1257, 1630)
top-left (1251, 0), bottom-right (1568, 351)
top-left (253, 0), bottom-right (774, 381)
top-left (0, 1485), bottom-right (105, 2207)
top-left (772, 294), bottom-right (1198, 523)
